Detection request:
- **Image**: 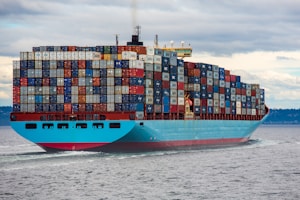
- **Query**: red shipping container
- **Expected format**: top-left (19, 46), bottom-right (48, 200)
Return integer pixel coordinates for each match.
top-left (130, 69), bottom-right (144, 78)
top-left (43, 78), bottom-right (50, 86)
top-left (154, 72), bottom-right (162, 80)
top-left (78, 60), bottom-right (86, 69)
top-left (122, 69), bottom-right (130, 77)
top-left (220, 108), bottom-right (225, 114)
top-left (177, 82), bottom-right (184, 90)
top-left (201, 99), bottom-right (208, 106)
top-left (219, 87), bottom-right (225, 94)
top-left (20, 78), bottom-right (27, 86)
top-left (184, 62), bottom-right (195, 69)
top-left (92, 78), bottom-right (100, 86)
top-left (230, 75), bottom-right (236, 82)
top-left (242, 89), bottom-right (246, 95)
top-left (64, 61), bottom-right (71, 69)
top-left (122, 78), bottom-right (129, 85)
top-left (236, 88), bottom-right (241, 95)
top-left (194, 69), bottom-right (201, 77)
top-left (93, 104), bottom-right (107, 112)
top-left (64, 104), bottom-right (72, 112)
top-left (207, 85), bottom-right (213, 93)
top-left (162, 81), bottom-right (169, 89)
top-left (68, 46), bottom-right (76, 51)
top-left (57, 86), bottom-right (64, 94)
top-left (201, 77), bottom-right (207, 85)
top-left (170, 105), bottom-right (178, 113)
top-left (78, 95), bottom-right (86, 103)
top-left (225, 70), bottom-right (230, 76)
top-left (188, 68), bottom-right (194, 76)
top-left (13, 86), bottom-right (20, 94)
top-left (118, 46), bottom-right (126, 54)
top-left (225, 75), bottom-right (231, 82)
top-left (72, 78), bottom-right (79, 86)
top-left (129, 86), bottom-right (144, 94)
top-left (251, 90), bottom-right (256, 96)
top-left (64, 69), bottom-right (72, 78)
top-left (13, 96), bottom-right (20, 104)
top-left (78, 86), bottom-right (86, 95)
top-left (178, 105), bottom-right (185, 112)
top-left (78, 104), bottom-right (86, 112)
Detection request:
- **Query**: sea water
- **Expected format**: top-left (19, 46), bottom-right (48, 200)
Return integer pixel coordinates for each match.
top-left (0, 125), bottom-right (299, 200)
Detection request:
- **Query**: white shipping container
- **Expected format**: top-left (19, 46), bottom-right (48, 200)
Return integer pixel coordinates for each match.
top-left (115, 95), bottom-right (122, 103)
top-left (43, 95), bottom-right (49, 103)
top-left (115, 68), bottom-right (122, 77)
top-left (27, 95), bottom-right (35, 103)
top-left (146, 96), bottom-right (154, 104)
top-left (35, 87), bottom-right (42, 94)
top-left (207, 78), bottom-right (213, 86)
top-left (129, 60), bottom-right (144, 69)
top-left (214, 100), bottom-right (219, 107)
top-left (20, 95), bottom-right (27, 103)
top-left (57, 95), bottom-right (64, 103)
top-left (213, 93), bottom-right (219, 100)
top-left (92, 60), bottom-right (100, 69)
top-left (27, 86), bottom-right (35, 95)
top-left (122, 86), bottom-right (129, 94)
top-left (71, 86), bottom-right (78, 95)
top-left (107, 69), bottom-right (114, 77)
top-left (139, 54), bottom-right (147, 61)
top-left (135, 111), bottom-right (144, 120)
top-left (194, 98), bottom-right (200, 106)
top-left (57, 69), bottom-right (64, 77)
top-left (92, 52), bottom-right (101, 60)
top-left (78, 69), bottom-right (85, 77)
top-left (13, 61), bottom-right (20, 69)
top-left (27, 69), bottom-right (35, 78)
top-left (170, 57), bottom-right (177, 66)
top-left (49, 69), bottom-right (56, 77)
top-left (153, 55), bottom-right (162, 64)
top-left (170, 89), bottom-right (177, 97)
top-left (43, 86), bottom-right (50, 95)
top-left (106, 60), bottom-right (114, 68)
top-left (107, 95), bottom-right (114, 103)
top-left (194, 84), bottom-right (200, 92)
top-left (178, 90), bottom-right (184, 97)
top-left (63, 52), bottom-right (68, 60)
top-left (42, 51), bottom-right (50, 60)
top-left (56, 52), bottom-right (63, 60)
top-left (220, 100), bottom-right (225, 108)
top-left (115, 86), bottom-right (122, 95)
top-left (27, 52), bottom-right (34, 60)
top-left (154, 64), bottom-right (162, 72)
top-left (56, 78), bottom-right (64, 86)
top-left (237, 108), bottom-right (242, 115)
top-left (145, 88), bottom-right (153, 96)
top-left (107, 86), bottom-right (114, 95)
top-left (86, 95), bottom-right (93, 103)
top-left (35, 52), bottom-right (42, 60)
top-left (162, 72), bottom-right (169, 81)
top-left (86, 87), bottom-right (93, 95)
top-left (219, 80), bottom-right (225, 87)
top-left (207, 99), bottom-right (213, 107)
top-left (85, 52), bottom-right (93, 60)
top-left (220, 94), bottom-right (225, 101)
top-left (107, 78), bottom-right (114, 86)
top-left (251, 109), bottom-right (257, 115)
top-left (50, 60), bottom-right (57, 69)
top-left (231, 95), bottom-right (236, 101)
top-left (145, 55), bottom-right (154, 64)
top-left (78, 78), bottom-right (85, 86)
top-left (145, 79), bottom-right (153, 88)
top-left (71, 51), bottom-right (78, 60)
top-left (34, 69), bottom-right (43, 78)
top-left (27, 104), bottom-right (35, 112)
top-left (20, 52), bottom-right (27, 60)
top-left (207, 71), bottom-right (213, 78)
top-left (129, 51), bottom-right (137, 60)
top-left (170, 97), bottom-right (177, 105)
top-left (107, 103), bottom-right (115, 112)
top-left (177, 67), bottom-right (184, 75)
top-left (20, 87), bottom-right (27, 95)
top-left (93, 94), bottom-right (100, 103)
top-left (146, 47), bottom-right (155, 55)
top-left (20, 104), bottom-right (28, 112)
top-left (122, 51), bottom-right (130, 60)
top-left (78, 51), bottom-right (86, 60)
top-left (145, 63), bottom-right (153, 71)
top-left (71, 95), bottom-right (78, 103)
top-left (49, 52), bottom-right (57, 60)
top-left (67, 52), bottom-right (72, 60)
top-left (178, 97), bottom-right (185, 105)
top-left (170, 81), bottom-right (177, 89)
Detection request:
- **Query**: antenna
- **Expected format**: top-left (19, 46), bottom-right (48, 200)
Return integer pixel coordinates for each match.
top-left (154, 34), bottom-right (158, 47)
top-left (115, 34), bottom-right (119, 46)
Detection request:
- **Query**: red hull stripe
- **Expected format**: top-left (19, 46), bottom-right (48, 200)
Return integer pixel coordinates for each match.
top-left (37, 143), bottom-right (108, 151)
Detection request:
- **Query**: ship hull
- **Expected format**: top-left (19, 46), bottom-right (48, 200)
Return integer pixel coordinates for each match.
top-left (11, 117), bottom-right (267, 152)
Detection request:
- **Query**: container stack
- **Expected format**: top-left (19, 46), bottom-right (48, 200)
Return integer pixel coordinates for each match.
top-left (12, 45), bottom-right (266, 119)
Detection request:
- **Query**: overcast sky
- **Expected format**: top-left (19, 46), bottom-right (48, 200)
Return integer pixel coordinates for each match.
top-left (0, 0), bottom-right (300, 108)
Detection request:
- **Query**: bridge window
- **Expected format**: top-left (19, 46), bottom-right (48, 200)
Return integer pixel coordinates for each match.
top-left (42, 123), bottom-right (54, 129)
top-left (57, 123), bottom-right (69, 129)
top-left (93, 123), bottom-right (104, 129)
top-left (76, 123), bottom-right (87, 129)
top-left (25, 123), bottom-right (37, 129)
top-left (109, 123), bottom-right (120, 128)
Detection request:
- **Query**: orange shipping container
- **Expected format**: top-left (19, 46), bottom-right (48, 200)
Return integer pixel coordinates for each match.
top-left (78, 95), bottom-right (86, 103)
top-left (78, 60), bottom-right (86, 69)
top-left (64, 103), bottom-right (72, 112)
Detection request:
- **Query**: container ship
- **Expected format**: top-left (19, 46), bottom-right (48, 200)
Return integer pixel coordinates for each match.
top-left (10, 28), bottom-right (269, 152)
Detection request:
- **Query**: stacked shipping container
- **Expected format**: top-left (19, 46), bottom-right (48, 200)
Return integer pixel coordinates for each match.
top-left (12, 45), bottom-right (266, 119)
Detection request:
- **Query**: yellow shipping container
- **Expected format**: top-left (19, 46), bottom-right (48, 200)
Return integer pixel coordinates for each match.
top-left (103, 54), bottom-right (111, 60)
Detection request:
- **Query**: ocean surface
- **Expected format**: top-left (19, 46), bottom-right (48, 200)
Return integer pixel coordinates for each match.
top-left (0, 125), bottom-right (299, 200)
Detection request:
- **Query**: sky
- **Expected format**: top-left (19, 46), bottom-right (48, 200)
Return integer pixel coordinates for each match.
top-left (0, 0), bottom-right (300, 108)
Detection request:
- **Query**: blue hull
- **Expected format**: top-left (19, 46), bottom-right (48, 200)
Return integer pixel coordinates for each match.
top-left (10, 115), bottom-right (268, 152)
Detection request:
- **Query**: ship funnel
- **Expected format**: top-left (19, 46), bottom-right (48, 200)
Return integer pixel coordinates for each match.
top-left (127, 25), bottom-right (143, 46)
